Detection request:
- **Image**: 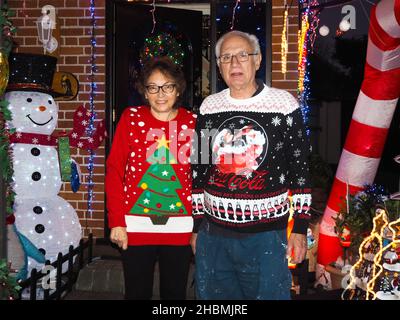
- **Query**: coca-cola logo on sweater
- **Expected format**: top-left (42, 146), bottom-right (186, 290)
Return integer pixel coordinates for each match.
top-left (212, 116), bottom-right (268, 176)
top-left (209, 169), bottom-right (269, 191)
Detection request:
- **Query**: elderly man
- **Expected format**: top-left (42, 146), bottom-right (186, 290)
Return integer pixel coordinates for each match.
top-left (191, 30), bottom-right (313, 300)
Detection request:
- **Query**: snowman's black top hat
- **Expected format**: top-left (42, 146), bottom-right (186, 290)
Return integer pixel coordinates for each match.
top-left (6, 52), bottom-right (79, 100)
top-left (6, 53), bottom-right (58, 95)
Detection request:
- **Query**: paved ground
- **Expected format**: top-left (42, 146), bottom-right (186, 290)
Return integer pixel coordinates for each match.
top-left (63, 243), bottom-right (341, 300)
top-left (63, 243), bottom-right (196, 300)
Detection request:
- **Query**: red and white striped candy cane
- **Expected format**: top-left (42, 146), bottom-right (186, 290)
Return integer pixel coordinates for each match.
top-left (316, 0), bottom-right (400, 286)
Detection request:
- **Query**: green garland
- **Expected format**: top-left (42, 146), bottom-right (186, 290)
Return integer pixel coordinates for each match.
top-left (0, 0), bottom-right (16, 216)
top-left (0, 259), bottom-right (21, 300)
top-left (0, 3), bottom-right (16, 56)
top-left (0, 2), bottom-right (18, 301)
top-left (0, 99), bottom-right (15, 217)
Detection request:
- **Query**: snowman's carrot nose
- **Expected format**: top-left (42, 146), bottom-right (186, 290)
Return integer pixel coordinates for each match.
top-left (38, 106), bottom-right (47, 112)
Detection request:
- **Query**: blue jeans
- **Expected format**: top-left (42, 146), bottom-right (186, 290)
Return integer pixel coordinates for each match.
top-left (195, 225), bottom-right (292, 300)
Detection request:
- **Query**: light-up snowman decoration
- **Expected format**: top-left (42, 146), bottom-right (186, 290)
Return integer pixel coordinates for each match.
top-left (5, 53), bottom-right (82, 274)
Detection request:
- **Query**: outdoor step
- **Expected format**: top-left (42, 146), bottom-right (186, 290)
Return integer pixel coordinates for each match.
top-left (63, 290), bottom-right (124, 300)
top-left (92, 242), bottom-right (122, 259)
top-left (73, 258), bottom-right (125, 294)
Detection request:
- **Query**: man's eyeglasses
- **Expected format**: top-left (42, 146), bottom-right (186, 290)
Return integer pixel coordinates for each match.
top-left (218, 51), bottom-right (258, 64)
top-left (145, 84), bottom-right (176, 94)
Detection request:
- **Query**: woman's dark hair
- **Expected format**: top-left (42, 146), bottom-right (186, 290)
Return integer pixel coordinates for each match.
top-left (136, 56), bottom-right (186, 109)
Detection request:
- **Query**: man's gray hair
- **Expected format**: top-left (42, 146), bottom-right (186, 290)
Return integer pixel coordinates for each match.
top-left (215, 30), bottom-right (261, 64)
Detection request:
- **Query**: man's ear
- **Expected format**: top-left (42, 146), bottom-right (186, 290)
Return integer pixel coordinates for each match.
top-left (217, 63), bottom-right (222, 74)
top-left (256, 54), bottom-right (262, 71)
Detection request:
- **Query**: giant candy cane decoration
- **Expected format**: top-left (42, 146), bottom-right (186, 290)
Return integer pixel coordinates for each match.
top-left (316, 0), bottom-right (400, 285)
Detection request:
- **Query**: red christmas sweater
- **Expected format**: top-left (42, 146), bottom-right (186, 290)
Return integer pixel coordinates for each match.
top-left (105, 106), bottom-right (197, 246)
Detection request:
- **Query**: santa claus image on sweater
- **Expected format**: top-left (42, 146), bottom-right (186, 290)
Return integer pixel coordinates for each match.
top-left (212, 117), bottom-right (267, 176)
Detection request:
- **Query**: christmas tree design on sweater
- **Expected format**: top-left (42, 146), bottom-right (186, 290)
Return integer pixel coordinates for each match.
top-left (129, 135), bottom-right (187, 225)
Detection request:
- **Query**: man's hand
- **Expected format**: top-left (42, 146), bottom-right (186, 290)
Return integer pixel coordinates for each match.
top-left (110, 227), bottom-right (128, 250)
top-left (286, 233), bottom-right (307, 264)
top-left (190, 233), bottom-right (198, 255)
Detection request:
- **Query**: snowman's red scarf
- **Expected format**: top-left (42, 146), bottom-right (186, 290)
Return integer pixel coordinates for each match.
top-left (9, 105), bottom-right (107, 150)
top-left (9, 131), bottom-right (59, 146)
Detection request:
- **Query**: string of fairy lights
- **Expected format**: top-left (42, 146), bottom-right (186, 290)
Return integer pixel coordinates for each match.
top-left (87, 0), bottom-right (97, 220)
top-left (281, 5), bottom-right (289, 74)
top-left (230, 0), bottom-right (241, 30)
top-left (297, 0), bottom-right (320, 129)
top-left (150, 0), bottom-right (157, 33)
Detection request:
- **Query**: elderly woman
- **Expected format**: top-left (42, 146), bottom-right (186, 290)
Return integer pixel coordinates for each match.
top-left (105, 56), bottom-right (196, 300)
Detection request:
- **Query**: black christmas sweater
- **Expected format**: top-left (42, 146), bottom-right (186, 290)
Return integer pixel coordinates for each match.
top-left (191, 84), bottom-right (313, 235)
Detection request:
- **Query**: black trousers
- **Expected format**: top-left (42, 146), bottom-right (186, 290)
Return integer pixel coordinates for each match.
top-left (121, 245), bottom-right (192, 300)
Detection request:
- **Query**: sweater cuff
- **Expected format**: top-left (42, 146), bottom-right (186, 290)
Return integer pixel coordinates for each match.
top-left (108, 212), bottom-right (127, 229)
top-left (292, 218), bottom-right (309, 235)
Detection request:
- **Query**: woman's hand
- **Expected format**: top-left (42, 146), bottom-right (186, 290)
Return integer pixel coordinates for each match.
top-left (110, 227), bottom-right (128, 250)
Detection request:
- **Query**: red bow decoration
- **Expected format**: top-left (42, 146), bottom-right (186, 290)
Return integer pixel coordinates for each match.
top-left (6, 214), bottom-right (15, 225)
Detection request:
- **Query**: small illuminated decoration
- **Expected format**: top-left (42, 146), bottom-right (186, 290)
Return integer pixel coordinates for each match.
top-left (36, 5), bottom-right (58, 54)
top-left (140, 32), bottom-right (185, 67)
top-left (342, 208), bottom-right (388, 300)
top-left (367, 217), bottom-right (400, 300)
top-left (319, 25), bottom-right (329, 37)
top-left (342, 208), bottom-right (400, 300)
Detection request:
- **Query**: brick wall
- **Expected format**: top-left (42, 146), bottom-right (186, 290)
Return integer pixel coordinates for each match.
top-left (7, 0), bottom-right (298, 240)
top-left (8, 0), bottom-right (106, 239)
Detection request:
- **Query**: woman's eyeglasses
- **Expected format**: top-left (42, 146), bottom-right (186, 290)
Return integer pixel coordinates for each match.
top-left (145, 84), bottom-right (176, 94)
